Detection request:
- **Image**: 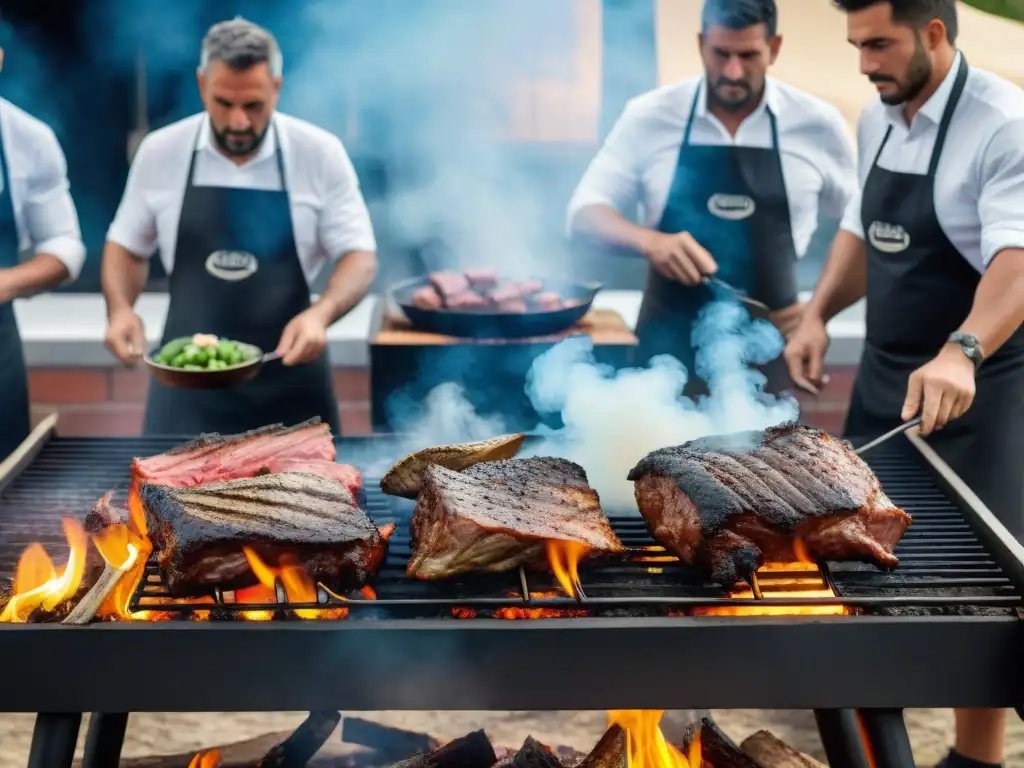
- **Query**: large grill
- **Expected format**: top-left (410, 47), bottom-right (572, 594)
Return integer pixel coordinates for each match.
top-left (1, 418), bottom-right (1023, 768)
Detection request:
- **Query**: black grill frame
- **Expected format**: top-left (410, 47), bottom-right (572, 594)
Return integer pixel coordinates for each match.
top-left (0, 417), bottom-right (1021, 712)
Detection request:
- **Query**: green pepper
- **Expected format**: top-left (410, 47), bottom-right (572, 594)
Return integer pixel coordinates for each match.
top-left (183, 364), bottom-right (204, 371)
top-left (157, 337), bottom-right (190, 364)
top-left (208, 359), bottom-right (228, 371)
top-left (216, 340), bottom-right (238, 362)
top-left (171, 352), bottom-right (189, 368)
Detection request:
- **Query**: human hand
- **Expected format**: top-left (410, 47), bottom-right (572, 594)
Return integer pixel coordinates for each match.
top-left (782, 311), bottom-right (831, 394)
top-left (640, 231), bottom-right (718, 286)
top-left (901, 345), bottom-right (976, 435)
top-left (276, 308), bottom-right (328, 366)
top-left (769, 301), bottom-right (806, 341)
top-left (104, 308), bottom-right (146, 366)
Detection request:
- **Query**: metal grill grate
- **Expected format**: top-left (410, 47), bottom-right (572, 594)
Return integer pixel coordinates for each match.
top-left (0, 435), bottom-right (1019, 618)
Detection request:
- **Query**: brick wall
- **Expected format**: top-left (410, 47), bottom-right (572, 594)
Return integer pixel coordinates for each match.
top-left (27, 365), bottom-right (857, 437)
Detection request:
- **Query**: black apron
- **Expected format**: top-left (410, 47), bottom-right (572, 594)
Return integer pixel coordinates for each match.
top-left (0, 110), bottom-right (31, 459)
top-left (635, 82), bottom-right (799, 396)
top-left (143, 120), bottom-right (341, 436)
top-left (845, 58), bottom-right (1024, 538)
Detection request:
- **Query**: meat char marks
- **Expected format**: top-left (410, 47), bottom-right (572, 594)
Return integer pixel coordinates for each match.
top-left (141, 472), bottom-right (389, 596)
top-left (131, 417), bottom-right (363, 501)
top-left (628, 422), bottom-right (912, 586)
top-left (408, 457), bottom-right (624, 579)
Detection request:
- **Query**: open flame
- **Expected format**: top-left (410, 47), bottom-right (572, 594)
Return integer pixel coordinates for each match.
top-left (188, 749), bottom-right (222, 768)
top-left (691, 560), bottom-right (847, 617)
top-left (0, 518), bottom-right (88, 622)
top-left (608, 710), bottom-right (701, 768)
top-left (241, 547), bottom-right (376, 620)
top-left (546, 540), bottom-right (588, 598)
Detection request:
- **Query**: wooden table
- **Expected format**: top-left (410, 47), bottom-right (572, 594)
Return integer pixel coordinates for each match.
top-left (369, 307), bottom-right (638, 432)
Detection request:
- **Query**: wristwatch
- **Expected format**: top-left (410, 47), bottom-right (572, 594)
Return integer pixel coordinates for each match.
top-left (948, 332), bottom-right (985, 371)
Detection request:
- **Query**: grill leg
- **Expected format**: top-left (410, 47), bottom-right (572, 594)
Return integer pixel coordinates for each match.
top-left (26, 712), bottom-right (82, 768)
top-left (857, 708), bottom-right (916, 768)
top-left (814, 709), bottom-right (871, 768)
top-left (82, 713), bottom-right (129, 768)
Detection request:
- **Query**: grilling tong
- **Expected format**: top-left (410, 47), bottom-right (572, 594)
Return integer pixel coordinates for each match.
top-left (853, 417), bottom-right (924, 456)
top-left (703, 276), bottom-right (770, 318)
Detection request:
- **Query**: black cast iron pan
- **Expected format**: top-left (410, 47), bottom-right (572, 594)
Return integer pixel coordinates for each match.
top-left (389, 274), bottom-right (602, 339)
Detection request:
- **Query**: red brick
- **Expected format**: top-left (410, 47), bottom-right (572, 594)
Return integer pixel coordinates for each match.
top-left (333, 368), bottom-right (370, 402)
top-left (28, 369), bottom-right (109, 405)
top-left (110, 369), bottom-right (149, 402)
top-left (52, 404), bottom-right (144, 437)
top-left (339, 401), bottom-right (371, 435)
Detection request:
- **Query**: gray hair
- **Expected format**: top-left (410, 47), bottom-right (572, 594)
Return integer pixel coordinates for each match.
top-left (199, 16), bottom-right (283, 78)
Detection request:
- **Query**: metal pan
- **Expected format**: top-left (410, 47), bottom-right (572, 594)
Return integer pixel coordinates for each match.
top-left (144, 343), bottom-right (282, 390)
top-left (389, 275), bottom-right (603, 339)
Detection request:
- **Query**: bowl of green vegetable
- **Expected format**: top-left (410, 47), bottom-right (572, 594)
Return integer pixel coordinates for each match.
top-left (145, 334), bottom-right (281, 389)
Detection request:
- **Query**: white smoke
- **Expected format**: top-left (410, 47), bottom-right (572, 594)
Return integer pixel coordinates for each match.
top-left (388, 300), bottom-right (799, 512)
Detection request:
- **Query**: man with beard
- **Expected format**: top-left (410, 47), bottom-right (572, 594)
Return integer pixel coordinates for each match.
top-left (102, 17), bottom-right (377, 435)
top-left (785, 1), bottom-right (1024, 766)
top-left (567, 0), bottom-right (856, 395)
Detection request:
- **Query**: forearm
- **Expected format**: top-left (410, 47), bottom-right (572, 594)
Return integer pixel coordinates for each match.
top-left (958, 249), bottom-right (1024, 356)
top-left (0, 254), bottom-right (70, 302)
top-left (101, 241), bottom-right (149, 316)
top-left (309, 250), bottom-right (377, 326)
top-left (572, 204), bottom-right (654, 254)
top-left (805, 229), bottom-right (867, 322)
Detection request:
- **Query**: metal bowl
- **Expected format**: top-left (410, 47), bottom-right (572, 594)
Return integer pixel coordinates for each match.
top-left (389, 275), bottom-right (603, 339)
top-left (144, 342), bottom-right (275, 390)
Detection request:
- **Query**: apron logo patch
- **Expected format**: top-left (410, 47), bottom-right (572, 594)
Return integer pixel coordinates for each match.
top-left (867, 221), bottom-right (911, 254)
top-left (205, 250), bottom-right (259, 281)
top-left (707, 194), bottom-right (756, 220)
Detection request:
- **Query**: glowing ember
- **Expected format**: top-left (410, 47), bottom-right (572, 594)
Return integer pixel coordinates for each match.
top-left (692, 561), bottom-right (847, 617)
top-left (546, 540), bottom-right (588, 598)
top-left (241, 547), bottom-right (372, 620)
top-left (188, 749), bottom-right (222, 768)
top-left (0, 518), bottom-right (88, 623)
top-left (607, 710), bottom-right (700, 768)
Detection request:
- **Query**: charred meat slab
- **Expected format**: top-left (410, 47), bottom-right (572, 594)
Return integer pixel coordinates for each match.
top-left (380, 433), bottom-right (527, 499)
top-left (131, 418), bottom-right (362, 496)
top-left (407, 457), bottom-right (624, 579)
top-left (628, 422), bottom-right (912, 586)
top-left (141, 472), bottom-right (388, 596)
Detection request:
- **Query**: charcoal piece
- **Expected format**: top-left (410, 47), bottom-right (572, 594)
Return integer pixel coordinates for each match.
top-left (511, 736), bottom-right (562, 768)
top-left (578, 725), bottom-right (627, 768)
top-left (680, 717), bottom-right (760, 768)
top-left (384, 729), bottom-right (495, 768)
top-left (341, 716), bottom-right (438, 762)
top-left (259, 710), bottom-right (341, 767)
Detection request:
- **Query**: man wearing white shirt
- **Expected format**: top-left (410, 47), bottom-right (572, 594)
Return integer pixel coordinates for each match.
top-left (567, 0), bottom-right (856, 394)
top-left (0, 46), bottom-right (86, 458)
top-left (102, 17), bottom-right (377, 435)
top-left (785, 2), bottom-right (1024, 765)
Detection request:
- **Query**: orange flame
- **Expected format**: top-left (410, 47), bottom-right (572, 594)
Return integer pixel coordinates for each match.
top-left (0, 518), bottom-right (88, 622)
top-left (546, 540), bottom-right (588, 598)
top-left (242, 547), bottom-right (360, 620)
top-left (691, 561), bottom-right (847, 617)
top-left (607, 710), bottom-right (698, 768)
top-left (188, 749), bottom-right (222, 768)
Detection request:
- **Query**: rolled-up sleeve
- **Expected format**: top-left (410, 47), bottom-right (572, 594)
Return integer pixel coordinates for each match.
top-left (24, 127), bottom-right (86, 279)
top-left (838, 185), bottom-right (864, 239)
top-left (566, 101), bottom-right (644, 232)
top-left (317, 138), bottom-right (377, 260)
top-left (105, 137), bottom-right (158, 259)
top-left (978, 118), bottom-right (1024, 266)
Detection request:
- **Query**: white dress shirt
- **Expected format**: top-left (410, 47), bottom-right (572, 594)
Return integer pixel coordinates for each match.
top-left (840, 52), bottom-right (1024, 272)
top-left (106, 112), bottom-right (377, 285)
top-left (0, 98), bottom-right (86, 279)
top-left (567, 75), bottom-right (858, 258)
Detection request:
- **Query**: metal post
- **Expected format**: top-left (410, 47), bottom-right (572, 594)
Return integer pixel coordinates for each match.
top-left (814, 709), bottom-right (871, 768)
top-left (857, 708), bottom-right (916, 768)
top-left (81, 713), bottom-right (130, 768)
top-left (26, 712), bottom-right (82, 768)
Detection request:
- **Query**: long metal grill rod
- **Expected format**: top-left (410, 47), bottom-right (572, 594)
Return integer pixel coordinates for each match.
top-left (854, 417), bottom-right (923, 456)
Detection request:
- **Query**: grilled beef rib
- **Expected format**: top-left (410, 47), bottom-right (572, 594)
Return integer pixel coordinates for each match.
top-left (407, 457), bottom-right (624, 579)
top-left (140, 471), bottom-right (388, 596)
top-left (627, 422), bottom-right (912, 586)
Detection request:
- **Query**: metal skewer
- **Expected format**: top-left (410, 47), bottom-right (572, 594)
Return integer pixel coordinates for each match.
top-left (853, 417), bottom-right (923, 456)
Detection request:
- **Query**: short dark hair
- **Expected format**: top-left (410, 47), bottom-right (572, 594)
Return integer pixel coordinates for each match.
top-left (831, 0), bottom-right (957, 43)
top-left (701, 0), bottom-right (779, 38)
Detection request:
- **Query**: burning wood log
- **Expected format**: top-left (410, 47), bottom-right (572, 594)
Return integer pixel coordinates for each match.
top-left (62, 559), bottom-right (134, 625)
top-left (341, 716), bottom-right (439, 762)
top-left (740, 730), bottom-right (826, 768)
top-left (258, 710), bottom-right (341, 766)
top-left (509, 736), bottom-right (562, 768)
top-left (680, 717), bottom-right (759, 768)
top-left (384, 729), bottom-right (496, 768)
top-left (577, 724), bottom-right (627, 768)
